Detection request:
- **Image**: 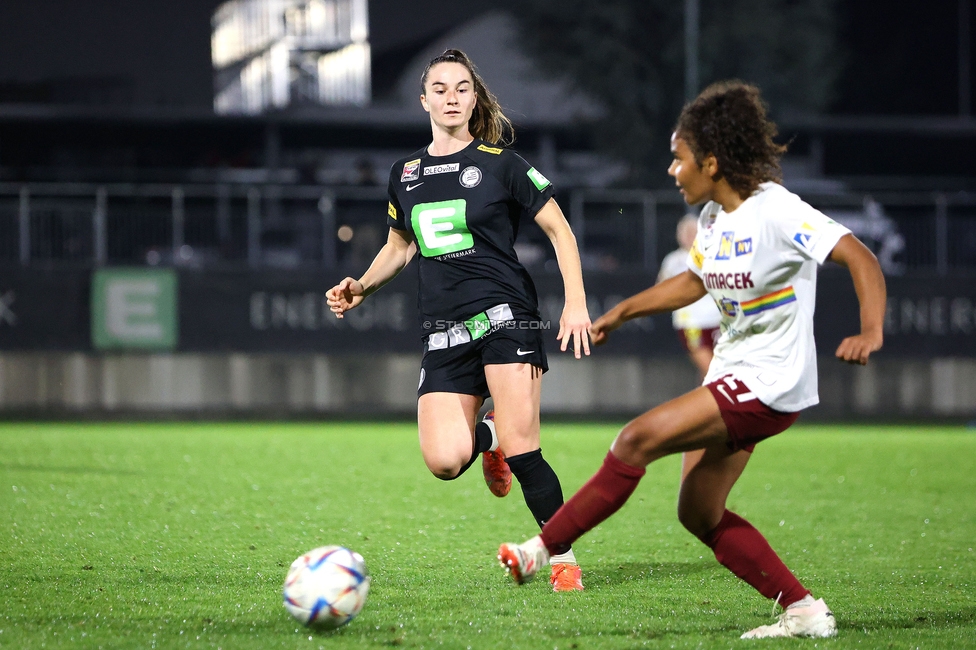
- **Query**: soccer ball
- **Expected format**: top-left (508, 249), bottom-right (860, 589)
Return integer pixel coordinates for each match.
top-left (282, 546), bottom-right (370, 629)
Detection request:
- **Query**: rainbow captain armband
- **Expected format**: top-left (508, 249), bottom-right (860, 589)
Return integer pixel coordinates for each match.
top-left (740, 286), bottom-right (796, 316)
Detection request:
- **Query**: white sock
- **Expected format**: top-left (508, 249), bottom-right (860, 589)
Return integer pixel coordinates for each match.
top-left (482, 417), bottom-right (499, 452)
top-left (523, 535), bottom-right (550, 563)
top-left (549, 549), bottom-right (577, 565)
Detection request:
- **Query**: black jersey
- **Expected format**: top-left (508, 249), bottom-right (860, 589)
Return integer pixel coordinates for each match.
top-left (386, 139), bottom-right (555, 332)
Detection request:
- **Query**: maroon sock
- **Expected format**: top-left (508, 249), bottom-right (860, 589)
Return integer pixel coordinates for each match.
top-left (702, 510), bottom-right (809, 607)
top-left (540, 451), bottom-right (645, 555)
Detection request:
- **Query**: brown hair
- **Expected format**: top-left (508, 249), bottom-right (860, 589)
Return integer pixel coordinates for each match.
top-left (675, 81), bottom-right (787, 198)
top-left (421, 49), bottom-right (514, 146)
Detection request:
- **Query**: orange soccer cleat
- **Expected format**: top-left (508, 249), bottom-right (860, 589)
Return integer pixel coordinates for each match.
top-left (549, 563), bottom-right (584, 592)
top-left (480, 411), bottom-right (512, 497)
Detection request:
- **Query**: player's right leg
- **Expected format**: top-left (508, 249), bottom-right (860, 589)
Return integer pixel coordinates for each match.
top-left (499, 387), bottom-right (727, 584)
top-left (417, 392), bottom-right (484, 480)
top-left (416, 340), bottom-right (495, 482)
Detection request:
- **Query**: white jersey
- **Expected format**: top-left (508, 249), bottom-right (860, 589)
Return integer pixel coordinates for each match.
top-left (659, 248), bottom-right (722, 330)
top-left (686, 182), bottom-right (851, 412)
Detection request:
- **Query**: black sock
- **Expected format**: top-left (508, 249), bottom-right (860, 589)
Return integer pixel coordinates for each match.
top-left (474, 420), bottom-right (494, 454)
top-left (447, 420), bottom-right (494, 480)
top-left (506, 448), bottom-right (566, 531)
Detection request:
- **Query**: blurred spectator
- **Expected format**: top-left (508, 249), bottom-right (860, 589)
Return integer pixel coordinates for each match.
top-left (353, 158), bottom-right (379, 186)
top-left (657, 214), bottom-right (722, 379)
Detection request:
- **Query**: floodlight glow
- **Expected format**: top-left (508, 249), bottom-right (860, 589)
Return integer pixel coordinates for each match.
top-left (212, 0), bottom-right (370, 114)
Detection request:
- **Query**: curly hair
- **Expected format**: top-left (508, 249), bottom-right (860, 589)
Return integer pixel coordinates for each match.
top-left (420, 49), bottom-right (515, 147)
top-left (674, 81), bottom-right (787, 198)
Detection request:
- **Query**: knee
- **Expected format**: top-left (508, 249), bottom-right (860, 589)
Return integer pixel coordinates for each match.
top-left (676, 495), bottom-right (722, 540)
top-left (676, 501), bottom-right (709, 539)
top-left (423, 454), bottom-right (465, 481)
top-left (429, 463), bottom-right (463, 481)
top-left (613, 419), bottom-right (664, 465)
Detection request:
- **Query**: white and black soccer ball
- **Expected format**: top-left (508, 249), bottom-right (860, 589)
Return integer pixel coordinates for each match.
top-left (282, 546), bottom-right (370, 629)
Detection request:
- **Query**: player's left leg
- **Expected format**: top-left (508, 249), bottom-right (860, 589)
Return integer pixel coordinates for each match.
top-left (679, 424), bottom-right (835, 638)
top-left (680, 443), bottom-right (810, 604)
top-left (478, 410), bottom-right (511, 497)
top-left (677, 444), bottom-right (749, 537)
top-left (485, 361), bottom-right (582, 591)
top-left (483, 361), bottom-right (542, 457)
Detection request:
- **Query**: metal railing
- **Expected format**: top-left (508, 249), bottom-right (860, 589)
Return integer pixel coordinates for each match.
top-left (2, 182), bottom-right (975, 275)
top-left (567, 189), bottom-right (976, 276)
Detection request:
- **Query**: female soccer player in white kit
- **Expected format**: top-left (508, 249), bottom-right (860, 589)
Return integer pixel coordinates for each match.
top-left (498, 81), bottom-right (886, 639)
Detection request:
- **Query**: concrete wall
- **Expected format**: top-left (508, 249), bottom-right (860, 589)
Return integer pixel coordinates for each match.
top-left (2, 352), bottom-right (975, 419)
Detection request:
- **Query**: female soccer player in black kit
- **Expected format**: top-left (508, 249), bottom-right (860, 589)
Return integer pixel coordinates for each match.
top-left (326, 49), bottom-right (591, 591)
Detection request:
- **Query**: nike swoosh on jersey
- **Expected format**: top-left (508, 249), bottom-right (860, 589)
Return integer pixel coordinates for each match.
top-left (406, 182), bottom-right (424, 191)
top-left (516, 348), bottom-right (534, 356)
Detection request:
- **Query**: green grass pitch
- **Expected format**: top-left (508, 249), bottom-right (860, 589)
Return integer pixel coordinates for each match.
top-left (1, 422), bottom-right (974, 649)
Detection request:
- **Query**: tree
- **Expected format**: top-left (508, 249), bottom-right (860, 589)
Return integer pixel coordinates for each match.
top-left (513, 0), bottom-right (842, 185)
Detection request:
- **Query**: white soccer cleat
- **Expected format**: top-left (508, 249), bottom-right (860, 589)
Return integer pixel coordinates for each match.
top-left (497, 536), bottom-right (550, 585)
top-left (740, 596), bottom-right (837, 639)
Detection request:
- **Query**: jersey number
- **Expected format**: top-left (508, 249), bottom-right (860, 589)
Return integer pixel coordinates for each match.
top-left (411, 199), bottom-right (474, 257)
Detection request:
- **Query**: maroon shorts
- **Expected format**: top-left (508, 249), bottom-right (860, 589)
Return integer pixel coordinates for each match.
top-left (677, 327), bottom-right (720, 352)
top-left (705, 373), bottom-right (799, 453)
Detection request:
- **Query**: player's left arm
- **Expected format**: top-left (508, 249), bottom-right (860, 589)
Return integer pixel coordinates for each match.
top-left (534, 198), bottom-right (591, 359)
top-left (827, 233), bottom-right (886, 365)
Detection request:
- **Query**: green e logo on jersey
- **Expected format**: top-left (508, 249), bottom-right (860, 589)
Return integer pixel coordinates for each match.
top-left (411, 199), bottom-right (474, 257)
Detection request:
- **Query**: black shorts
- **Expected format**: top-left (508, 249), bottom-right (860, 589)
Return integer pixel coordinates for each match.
top-left (418, 321), bottom-right (549, 398)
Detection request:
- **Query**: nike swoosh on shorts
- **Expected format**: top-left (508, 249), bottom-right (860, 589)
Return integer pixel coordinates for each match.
top-left (516, 348), bottom-right (534, 356)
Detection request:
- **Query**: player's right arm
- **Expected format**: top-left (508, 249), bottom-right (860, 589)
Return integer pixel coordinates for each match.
top-left (589, 271), bottom-right (707, 345)
top-left (327, 227), bottom-right (417, 319)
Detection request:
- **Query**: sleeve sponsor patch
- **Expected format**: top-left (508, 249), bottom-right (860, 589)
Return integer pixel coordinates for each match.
top-left (792, 223), bottom-right (821, 250)
top-left (793, 230), bottom-right (820, 251)
top-left (477, 144), bottom-right (504, 155)
top-left (400, 159), bottom-right (421, 182)
top-left (775, 196), bottom-right (850, 262)
top-left (526, 167), bottom-right (551, 191)
top-left (388, 202), bottom-right (397, 220)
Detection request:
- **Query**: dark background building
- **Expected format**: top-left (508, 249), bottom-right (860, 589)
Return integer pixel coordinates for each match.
top-left (0, 1), bottom-right (974, 418)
